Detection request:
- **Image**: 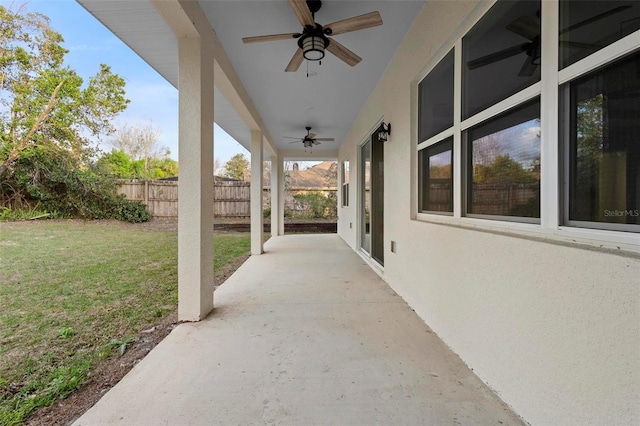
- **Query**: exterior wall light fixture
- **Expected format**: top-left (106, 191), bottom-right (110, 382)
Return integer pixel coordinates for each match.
top-left (377, 122), bottom-right (391, 142)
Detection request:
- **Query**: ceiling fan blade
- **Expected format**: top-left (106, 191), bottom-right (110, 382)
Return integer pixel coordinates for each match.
top-left (467, 43), bottom-right (528, 70)
top-left (560, 6), bottom-right (631, 35)
top-left (285, 48), bottom-right (304, 72)
top-left (327, 39), bottom-right (361, 67)
top-left (518, 57), bottom-right (538, 77)
top-left (506, 15), bottom-right (540, 40)
top-left (288, 0), bottom-right (314, 27)
top-left (313, 141), bottom-right (321, 145)
top-left (242, 33), bottom-right (300, 44)
top-left (314, 138), bottom-right (335, 142)
top-left (284, 136), bottom-right (302, 140)
top-left (325, 11), bottom-right (383, 36)
top-left (308, 132), bottom-right (316, 139)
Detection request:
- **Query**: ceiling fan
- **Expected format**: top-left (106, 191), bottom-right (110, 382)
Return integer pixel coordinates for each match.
top-left (467, 6), bottom-right (630, 77)
top-left (285, 127), bottom-right (334, 149)
top-left (242, 0), bottom-right (383, 72)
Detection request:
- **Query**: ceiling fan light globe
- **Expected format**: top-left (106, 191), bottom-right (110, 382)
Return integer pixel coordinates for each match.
top-left (302, 36), bottom-right (325, 61)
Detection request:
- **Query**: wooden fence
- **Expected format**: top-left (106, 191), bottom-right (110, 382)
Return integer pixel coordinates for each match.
top-left (116, 180), bottom-right (337, 218)
top-left (215, 181), bottom-right (251, 217)
top-left (117, 180), bottom-right (179, 217)
top-left (116, 180), bottom-right (250, 218)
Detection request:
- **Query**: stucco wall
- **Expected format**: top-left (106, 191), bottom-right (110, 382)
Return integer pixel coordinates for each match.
top-left (337, 1), bottom-right (640, 424)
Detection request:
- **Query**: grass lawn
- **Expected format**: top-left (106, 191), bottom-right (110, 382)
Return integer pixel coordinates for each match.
top-left (0, 220), bottom-right (251, 425)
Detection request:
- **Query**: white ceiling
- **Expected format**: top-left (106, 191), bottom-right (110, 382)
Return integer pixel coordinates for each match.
top-left (78, 0), bottom-right (425, 159)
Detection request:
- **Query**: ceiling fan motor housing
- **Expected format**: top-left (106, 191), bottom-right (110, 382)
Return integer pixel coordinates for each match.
top-left (307, 0), bottom-right (322, 15)
top-left (298, 24), bottom-right (330, 61)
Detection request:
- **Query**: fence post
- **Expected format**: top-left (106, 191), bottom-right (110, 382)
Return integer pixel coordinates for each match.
top-left (144, 180), bottom-right (149, 206)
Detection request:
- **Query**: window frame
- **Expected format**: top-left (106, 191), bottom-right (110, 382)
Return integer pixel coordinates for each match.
top-left (418, 48), bottom-right (455, 142)
top-left (560, 52), bottom-right (640, 233)
top-left (419, 136), bottom-right (454, 215)
top-left (412, 0), bottom-right (640, 251)
top-left (461, 0), bottom-right (542, 120)
top-left (463, 97), bottom-right (541, 224)
top-left (341, 160), bottom-right (350, 208)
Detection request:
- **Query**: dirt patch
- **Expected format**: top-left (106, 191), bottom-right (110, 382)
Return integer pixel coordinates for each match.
top-left (26, 313), bottom-right (178, 426)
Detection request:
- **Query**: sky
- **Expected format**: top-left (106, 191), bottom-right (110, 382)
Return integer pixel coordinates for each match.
top-left (9, 0), bottom-right (249, 168)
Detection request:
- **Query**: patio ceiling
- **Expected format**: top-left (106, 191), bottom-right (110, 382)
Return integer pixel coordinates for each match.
top-left (77, 0), bottom-right (424, 159)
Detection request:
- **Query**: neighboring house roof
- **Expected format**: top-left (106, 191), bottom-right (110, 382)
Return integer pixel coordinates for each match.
top-left (246, 161), bottom-right (337, 188)
top-left (287, 162), bottom-right (337, 188)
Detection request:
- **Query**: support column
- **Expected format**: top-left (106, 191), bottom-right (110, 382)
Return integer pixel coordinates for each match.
top-left (251, 130), bottom-right (264, 254)
top-left (278, 158), bottom-right (285, 235)
top-left (177, 37), bottom-right (214, 322)
top-left (270, 155), bottom-right (280, 237)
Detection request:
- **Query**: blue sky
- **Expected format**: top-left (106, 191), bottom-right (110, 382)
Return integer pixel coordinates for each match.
top-left (13, 0), bottom-right (249, 167)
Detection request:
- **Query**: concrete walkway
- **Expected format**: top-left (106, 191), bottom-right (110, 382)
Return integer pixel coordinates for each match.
top-left (74, 234), bottom-right (523, 425)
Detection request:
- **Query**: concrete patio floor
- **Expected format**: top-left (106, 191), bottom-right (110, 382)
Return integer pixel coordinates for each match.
top-left (74, 234), bottom-right (524, 425)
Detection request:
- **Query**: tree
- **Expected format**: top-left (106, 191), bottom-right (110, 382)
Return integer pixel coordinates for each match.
top-left (147, 157), bottom-right (178, 178)
top-left (96, 149), bottom-right (136, 178)
top-left (221, 153), bottom-right (249, 180)
top-left (96, 149), bottom-right (178, 179)
top-left (109, 122), bottom-right (169, 178)
top-left (0, 5), bottom-right (144, 221)
top-left (0, 5), bottom-right (128, 177)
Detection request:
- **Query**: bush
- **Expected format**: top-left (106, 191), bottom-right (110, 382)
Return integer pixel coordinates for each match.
top-left (292, 191), bottom-right (337, 219)
top-left (111, 198), bottom-right (151, 223)
top-left (1, 147), bottom-right (151, 223)
top-left (0, 206), bottom-right (61, 221)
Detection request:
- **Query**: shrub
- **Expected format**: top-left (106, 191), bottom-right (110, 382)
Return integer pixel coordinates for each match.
top-left (292, 191), bottom-right (337, 219)
top-left (1, 147), bottom-right (151, 223)
top-left (0, 206), bottom-right (61, 221)
top-left (111, 198), bottom-right (151, 223)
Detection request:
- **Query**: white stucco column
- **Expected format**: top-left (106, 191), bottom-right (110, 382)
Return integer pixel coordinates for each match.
top-left (250, 130), bottom-right (264, 254)
top-left (278, 158), bottom-right (285, 235)
top-left (177, 37), bottom-right (214, 322)
top-left (270, 155), bottom-right (280, 237)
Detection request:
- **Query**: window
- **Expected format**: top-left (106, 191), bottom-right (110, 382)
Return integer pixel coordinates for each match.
top-left (419, 137), bottom-right (453, 213)
top-left (463, 0), bottom-right (541, 119)
top-left (418, 49), bottom-right (454, 141)
top-left (414, 0), bottom-right (640, 242)
top-left (341, 160), bottom-right (350, 207)
top-left (418, 49), bottom-right (455, 214)
top-left (559, 1), bottom-right (640, 69)
top-left (465, 99), bottom-right (540, 221)
top-left (563, 52), bottom-right (639, 231)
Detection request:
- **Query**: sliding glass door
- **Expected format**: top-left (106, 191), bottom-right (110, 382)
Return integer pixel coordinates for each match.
top-left (361, 140), bottom-right (371, 254)
top-left (360, 130), bottom-right (384, 265)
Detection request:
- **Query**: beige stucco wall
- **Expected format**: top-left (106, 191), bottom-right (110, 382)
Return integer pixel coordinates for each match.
top-left (337, 1), bottom-right (640, 424)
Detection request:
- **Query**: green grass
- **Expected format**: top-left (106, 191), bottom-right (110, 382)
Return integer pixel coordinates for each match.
top-left (0, 220), bottom-right (251, 425)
